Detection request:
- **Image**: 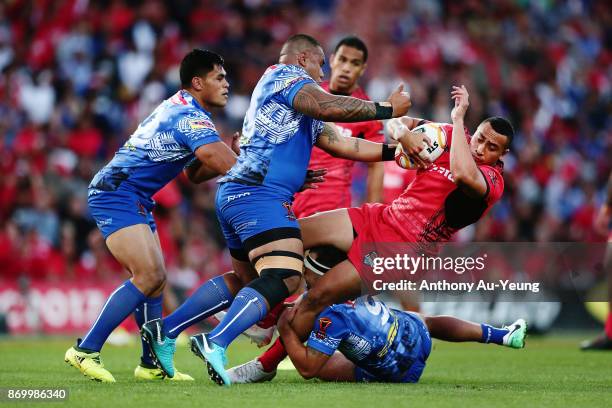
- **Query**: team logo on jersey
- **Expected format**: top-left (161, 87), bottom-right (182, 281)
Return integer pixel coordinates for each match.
top-left (315, 317), bottom-right (332, 339)
top-left (282, 201), bottom-right (296, 220)
top-left (363, 251), bottom-right (379, 268)
top-left (189, 119), bottom-right (216, 131)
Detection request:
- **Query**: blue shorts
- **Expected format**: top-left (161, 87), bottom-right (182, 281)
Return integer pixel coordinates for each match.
top-left (215, 182), bottom-right (300, 250)
top-left (88, 190), bottom-right (156, 239)
top-left (355, 312), bottom-right (432, 383)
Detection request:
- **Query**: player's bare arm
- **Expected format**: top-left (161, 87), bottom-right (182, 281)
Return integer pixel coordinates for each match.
top-left (184, 159), bottom-right (219, 183)
top-left (316, 123), bottom-right (395, 162)
top-left (187, 141), bottom-right (238, 183)
top-left (293, 83), bottom-right (411, 122)
top-left (278, 307), bottom-right (330, 379)
top-left (185, 131), bottom-right (242, 183)
top-left (449, 85), bottom-right (488, 197)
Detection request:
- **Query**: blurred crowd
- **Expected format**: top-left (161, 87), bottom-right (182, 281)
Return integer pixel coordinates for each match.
top-left (0, 0), bottom-right (610, 285)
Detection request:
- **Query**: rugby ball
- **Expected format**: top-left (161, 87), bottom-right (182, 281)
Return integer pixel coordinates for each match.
top-left (395, 122), bottom-right (447, 169)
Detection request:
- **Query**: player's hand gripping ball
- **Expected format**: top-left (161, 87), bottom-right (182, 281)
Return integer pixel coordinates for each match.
top-left (395, 123), bottom-right (447, 169)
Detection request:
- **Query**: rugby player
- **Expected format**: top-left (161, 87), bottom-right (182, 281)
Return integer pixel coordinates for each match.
top-left (141, 33), bottom-right (411, 385)
top-left (221, 35), bottom-right (384, 374)
top-left (277, 294), bottom-right (526, 384)
top-left (64, 49), bottom-right (238, 382)
top-left (281, 85), bottom-right (515, 367)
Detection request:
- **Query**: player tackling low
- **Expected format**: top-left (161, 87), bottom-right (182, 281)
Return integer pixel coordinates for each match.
top-left (229, 249), bottom-right (526, 384)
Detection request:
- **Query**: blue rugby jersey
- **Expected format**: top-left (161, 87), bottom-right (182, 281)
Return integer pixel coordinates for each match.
top-left (218, 64), bottom-right (325, 196)
top-left (306, 296), bottom-right (431, 382)
top-left (88, 90), bottom-right (221, 204)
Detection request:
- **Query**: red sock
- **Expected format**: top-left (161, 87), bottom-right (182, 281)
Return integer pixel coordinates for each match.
top-left (258, 337), bottom-right (287, 372)
top-left (257, 302), bottom-right (286, 329)
top-left (605, 313), bottom-right (612, 339)
top-left (257, 294), bottom-right (301, 328)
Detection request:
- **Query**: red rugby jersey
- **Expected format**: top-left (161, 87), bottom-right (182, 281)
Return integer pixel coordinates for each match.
top-left (384, 123), bottom-right (504, 242)
top-left (293, 82), bottom-right (384, 218)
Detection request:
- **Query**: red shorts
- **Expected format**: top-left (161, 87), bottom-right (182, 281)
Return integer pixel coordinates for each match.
top-left (293, 187), bottom-right (351, 218)
top-left (347, 203), bottom-right (423, 291)
top-left (348, 204), bottom-right (399, 287)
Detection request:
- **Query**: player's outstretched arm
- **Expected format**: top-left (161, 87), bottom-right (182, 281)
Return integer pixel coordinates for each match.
top-left (316, 123), bottom-right (396, 162)
top-left (293, 83), bottom-right (411, 122)
top-left (186, 141), bottom-right (238, 183)
top-left (449, 85), bottom-right (488, 197)
top-left (278, 308), bottom-right (330, 379)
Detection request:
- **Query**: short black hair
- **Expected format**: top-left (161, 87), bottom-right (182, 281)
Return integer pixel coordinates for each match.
top-left (334, 36), bottom-right (368, 63)
top-left (284, 33), bottom-right (321, 49)
top-left (179, 49), bottom-right (224, 88)
top-left (483, 116), bottom-right (514, 149)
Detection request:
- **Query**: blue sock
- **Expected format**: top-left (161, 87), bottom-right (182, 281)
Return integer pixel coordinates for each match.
top-left (208, 287), bottom-right (268, 349)
top-left (480, 324), bottom-right (509, 345)
top-left (134, 295), bottom-right (163, 366)
top-left (163, 276), bottom-right (234, 339)
top-left (79, 280), bottom-right (146, 352)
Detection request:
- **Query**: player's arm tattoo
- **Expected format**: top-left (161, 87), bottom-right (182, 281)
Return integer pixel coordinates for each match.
top-left (317, 123), bottom-right (385, 162)
top-left (293, 83), bottom-right (376, 122)
top-left (319, 123), bottom-right (340, 145)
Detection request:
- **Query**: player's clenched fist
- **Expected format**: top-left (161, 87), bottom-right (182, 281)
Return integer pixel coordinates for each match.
top-left (387, 83), bottom-right (412, 118)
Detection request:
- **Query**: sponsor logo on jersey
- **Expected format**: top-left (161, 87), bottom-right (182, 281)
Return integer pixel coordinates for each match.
top-left (96, 217), bottom-right (113, 227)
top-left (427, 164), bottom-right (454, 182)
top-left (227, 192), bottom-right (251, 202)
top-left (189, 119), bottom-right (216, 131)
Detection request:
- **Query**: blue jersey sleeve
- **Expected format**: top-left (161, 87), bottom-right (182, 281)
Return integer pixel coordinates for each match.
top-left (174, 111), bottom-right (222, 153)
top-left (306, 306), bottom-right (349, 356)
top-left (272, 65), bottom-right (316, 107)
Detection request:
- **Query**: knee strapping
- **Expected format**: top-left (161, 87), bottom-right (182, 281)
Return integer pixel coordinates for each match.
top-left (247, 251), bottom-right (303, 307)
top-left (304, 245), bottom-right (347, 276)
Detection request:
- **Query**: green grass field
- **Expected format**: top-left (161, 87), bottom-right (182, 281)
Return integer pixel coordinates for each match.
top-left (1, 335), bottom-right (611, 408)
